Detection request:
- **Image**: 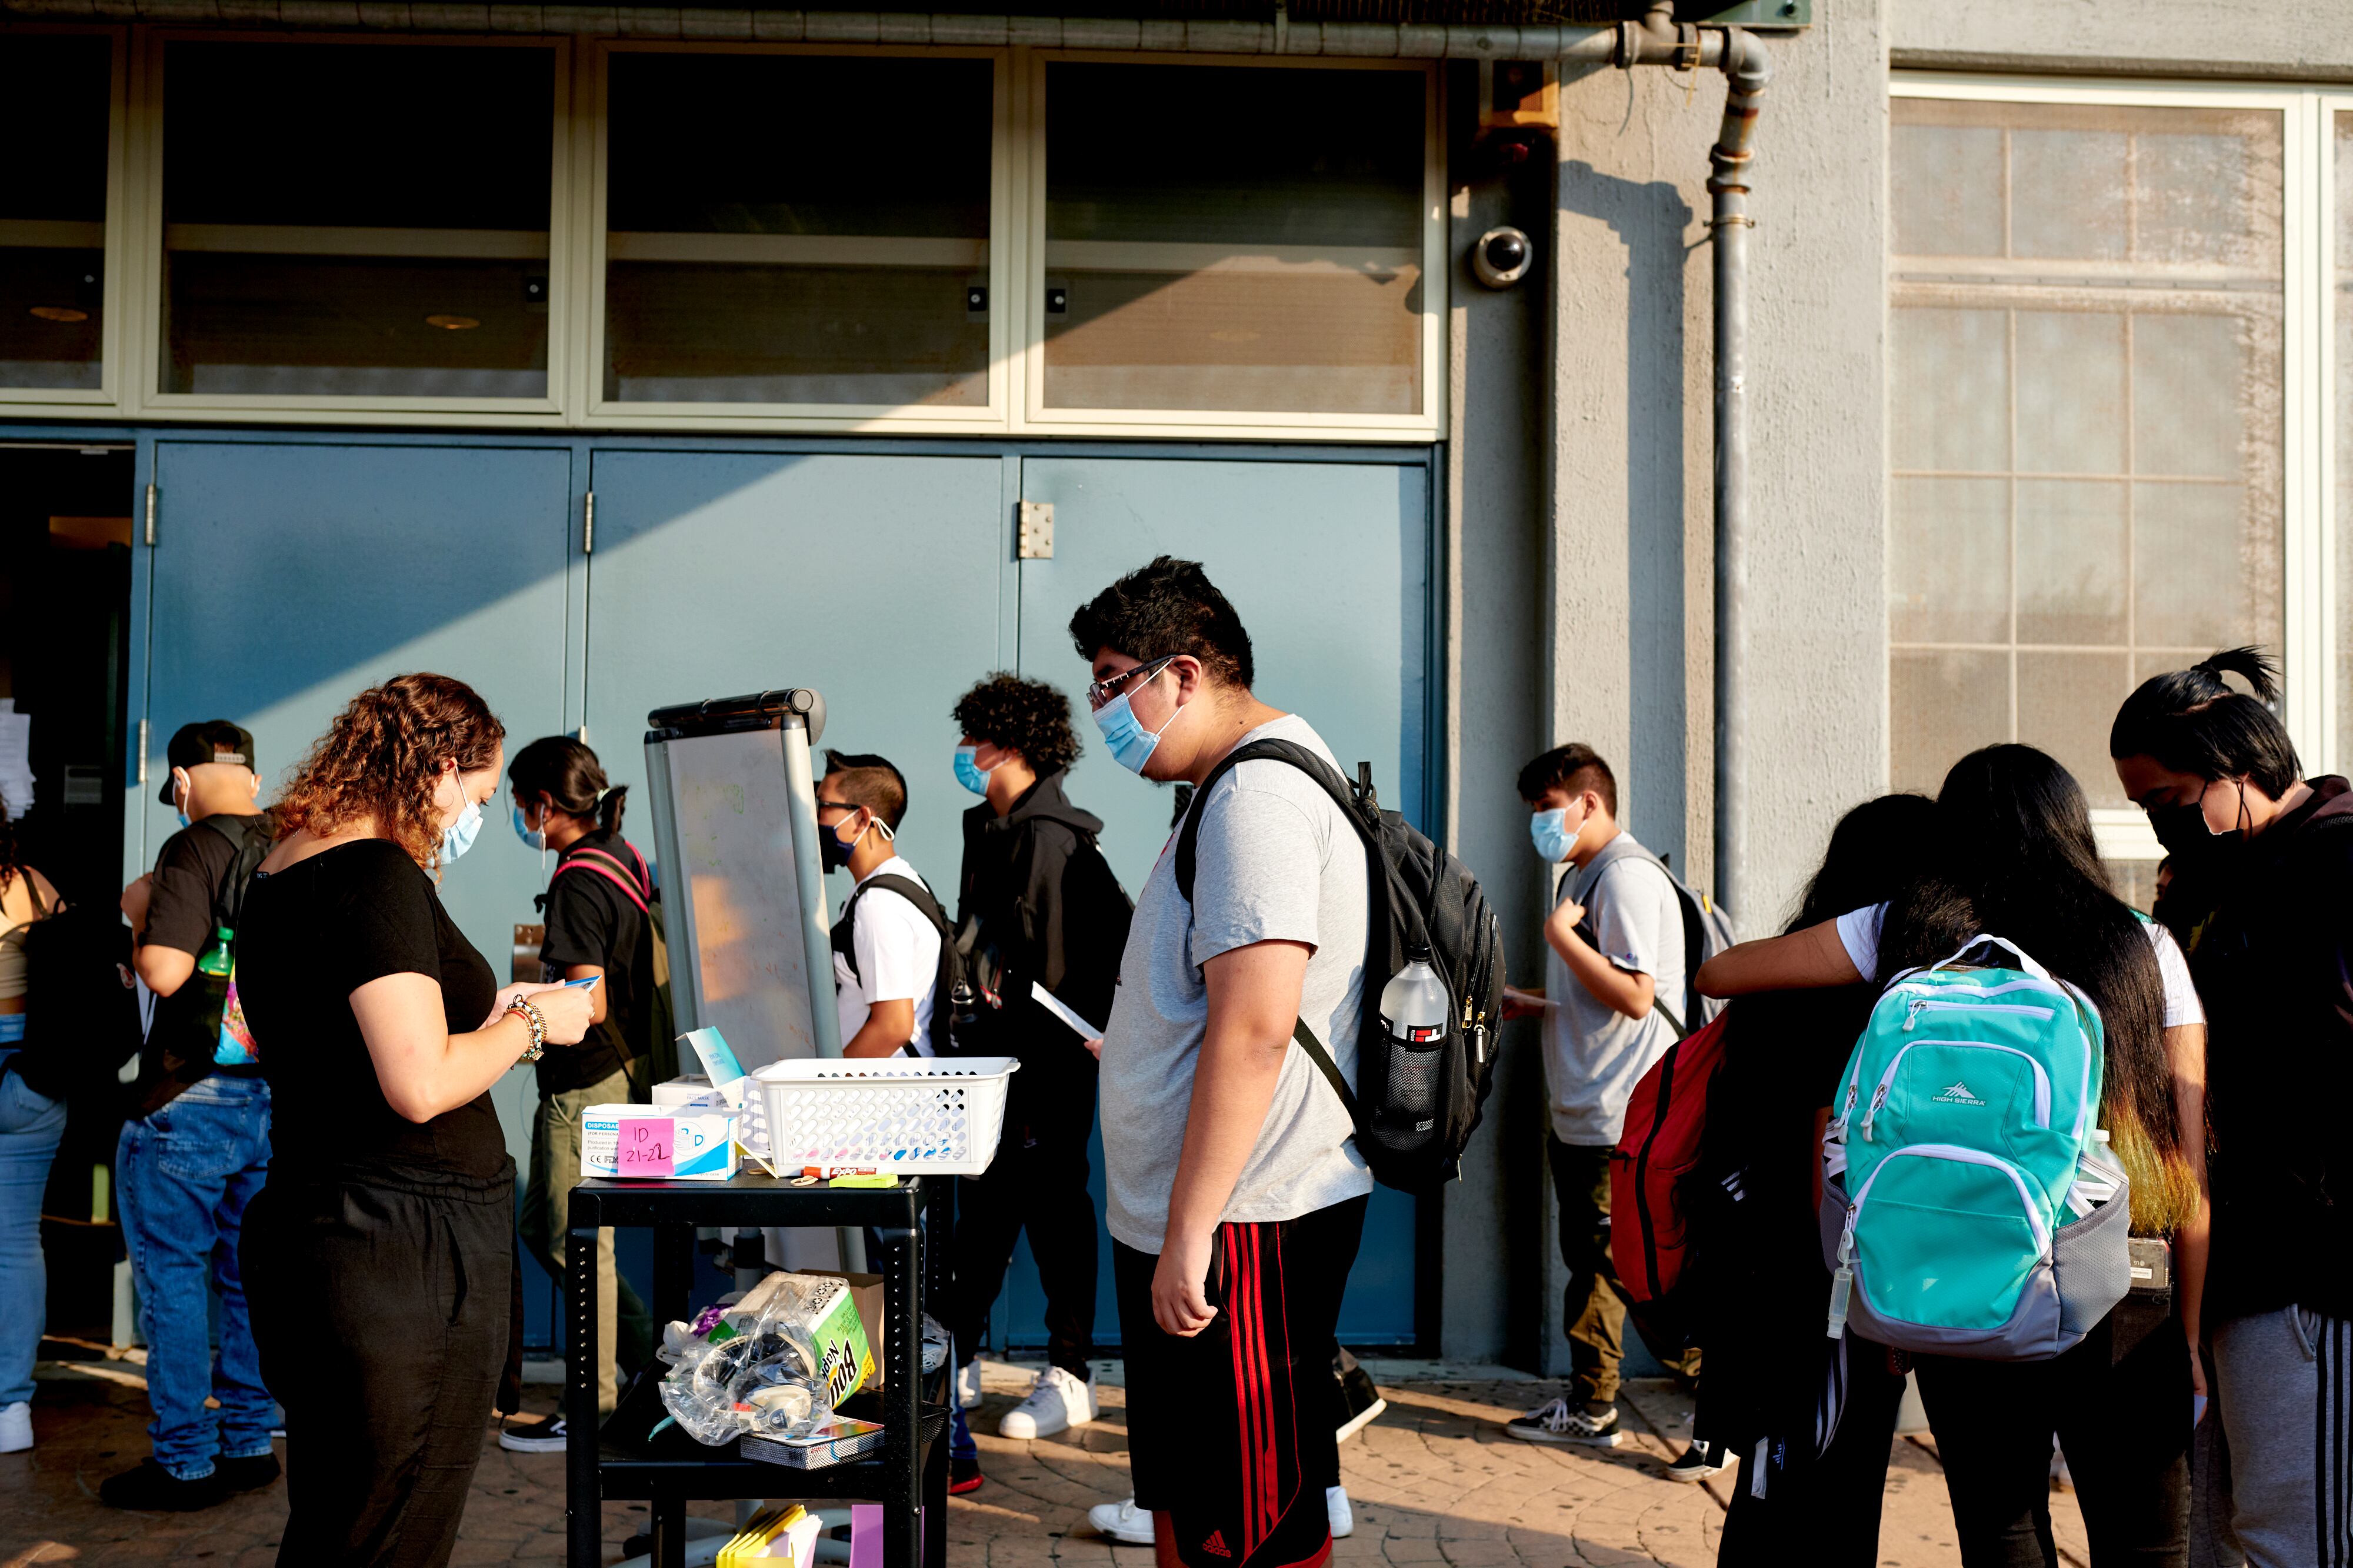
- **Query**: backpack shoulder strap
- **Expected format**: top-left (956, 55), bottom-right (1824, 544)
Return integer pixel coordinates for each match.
top-left (859, 874), bottom-right (952, 938)
top-left (198, 814), bottom-right (273, 930)
top-left (554, 846), bottom-right (652, 913)
top-left (1173, 739), bottom-right (1364, 905)
top-left (1567, 835), bottom-right (1694, 1039)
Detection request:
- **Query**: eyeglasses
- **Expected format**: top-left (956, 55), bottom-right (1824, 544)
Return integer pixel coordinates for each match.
top-left (1085, 655), bottom-right (1177, 711)
top-left (815, 799), bottom-right (862, 818)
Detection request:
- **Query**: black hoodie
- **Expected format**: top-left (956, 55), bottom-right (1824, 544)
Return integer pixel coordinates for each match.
top-left (955, 769), bottom-right (1133, 1061)
top-left (2185, 773), bottom-right (2353, 1322)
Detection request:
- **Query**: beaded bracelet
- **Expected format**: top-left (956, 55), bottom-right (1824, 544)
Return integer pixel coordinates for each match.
top-left (505, 997), bottom-right (547, 1062)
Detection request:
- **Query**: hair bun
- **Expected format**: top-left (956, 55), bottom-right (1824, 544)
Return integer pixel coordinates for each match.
top-left (2190, 646), bottom-right (2281, 706)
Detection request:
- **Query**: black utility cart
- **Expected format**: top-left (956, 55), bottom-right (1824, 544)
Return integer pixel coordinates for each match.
top-left (565, 1175), bottom-right (948, 1568)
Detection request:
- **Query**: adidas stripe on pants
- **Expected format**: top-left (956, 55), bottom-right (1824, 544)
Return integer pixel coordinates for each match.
top-left (1114, 1195), bottom-right (1367, 1568)
top-left (2208, 1305), bottom-right (2353, 1566)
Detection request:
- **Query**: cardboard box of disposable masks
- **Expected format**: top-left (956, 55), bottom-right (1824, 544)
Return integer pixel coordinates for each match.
top-left (651, 1074), bottom-right (728, 1110)
top-left (580, 1106), bottom-right (738, 1181)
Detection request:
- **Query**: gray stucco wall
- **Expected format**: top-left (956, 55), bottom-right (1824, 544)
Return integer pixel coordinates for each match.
top-left (1891, 0), bottom-right (2353, 81)
top-left (1518, 0), bottom-right (1889, 1372)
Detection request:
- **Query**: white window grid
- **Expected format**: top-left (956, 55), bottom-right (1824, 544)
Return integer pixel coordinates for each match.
top-left (1893, 74), bottom-right (2341, 861)
top-left (0, 25), bottom-right (1448, 442)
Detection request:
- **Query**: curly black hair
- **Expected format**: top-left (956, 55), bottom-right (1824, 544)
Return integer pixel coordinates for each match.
top-left (1067, 556), bottom-right (1254, 689)
top-left (951, 673), bottom-right (1081, 776)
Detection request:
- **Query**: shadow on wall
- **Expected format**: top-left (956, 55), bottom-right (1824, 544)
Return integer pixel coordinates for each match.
top-left (1555, 161), bottom-right (1694, 872)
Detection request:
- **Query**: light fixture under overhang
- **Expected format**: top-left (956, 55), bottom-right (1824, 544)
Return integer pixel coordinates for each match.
top-left (29, 305), bottom-right (88, 323)
top-left (425, 314), bottom-right (481, 331)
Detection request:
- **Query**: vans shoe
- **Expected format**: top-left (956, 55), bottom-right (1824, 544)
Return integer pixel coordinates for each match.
top-left (1664, 1441), bottom-right (1731, 1482)
top-left (999, 1366), bottom-right (1095, 1440)
top-left (1088, 1499), bottom-right (1155, 1545)
top-left (498, 1415), bottom-right (569, 1454)
top-left (1505, 1396), bottom-right (1621, 1446)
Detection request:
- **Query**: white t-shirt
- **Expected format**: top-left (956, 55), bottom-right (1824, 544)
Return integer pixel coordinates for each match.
top-left (1832, 904), bottom-right (2204, 1029)
top-left (832, 856), bottom-right (942, 1057)
top-left (1541, 834), bottom-right (1687, 1146)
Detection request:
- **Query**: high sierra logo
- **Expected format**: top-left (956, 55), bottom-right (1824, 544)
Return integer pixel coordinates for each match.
top-left (1934, 1081), bottom-right (1985, 1107)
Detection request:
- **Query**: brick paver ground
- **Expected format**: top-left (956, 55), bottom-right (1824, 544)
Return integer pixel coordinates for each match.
top-left (0, 1355), bottom-right (2086, 1568)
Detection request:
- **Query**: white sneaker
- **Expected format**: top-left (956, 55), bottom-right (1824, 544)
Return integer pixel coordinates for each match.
top-left (954, 1360), bottom-right (984, 1412)
top-left (1088, 1498), bottom-right (1155, 1545)
top-left (998, 1365), bottom-right (1095, 1440)
top-left (1326, 1484), bottom-right (1353, 1539)
top-left (0, 1402), bottom-right (29, 1454)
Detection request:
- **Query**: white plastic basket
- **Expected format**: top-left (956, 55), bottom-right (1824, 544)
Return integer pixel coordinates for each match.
top-left (751, 1056), bottom-right (1021, 1176)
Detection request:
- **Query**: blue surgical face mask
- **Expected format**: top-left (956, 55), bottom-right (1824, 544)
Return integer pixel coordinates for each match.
top-left (1529, 807), bottom-right (1574, 863)
top-left (176, 812), bottom-right (191, 829)
top-left (439, 797), bottom-right (484, 865)
top-left (512, 803), bottom-right (547, 852)
top-left (1094, 687), bottom-right (1187, 776)
top-left (953, 746), bottom-right (992, 797)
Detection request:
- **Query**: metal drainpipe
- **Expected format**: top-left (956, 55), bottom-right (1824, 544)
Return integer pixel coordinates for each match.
top-left (1705, 30), bottom-right (1772, 926)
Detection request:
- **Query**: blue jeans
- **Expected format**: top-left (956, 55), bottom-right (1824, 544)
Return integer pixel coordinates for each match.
top-left (0, 1056), bottom-right (67, 1408)
top-left (116, 1076), bottom-right (275, 1479)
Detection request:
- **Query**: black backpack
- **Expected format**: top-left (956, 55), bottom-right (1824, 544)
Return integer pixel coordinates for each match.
top-left (831, 873), bottom-right (967, 1057)
top-left (1174, 740), bottom-right (1507, 1193)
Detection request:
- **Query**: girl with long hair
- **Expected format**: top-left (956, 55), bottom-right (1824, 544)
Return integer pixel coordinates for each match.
top-left (234, 674), bottom-right (594, 1567)
top-left (1708, 793), bottom-right (1939, 1562)
top-left (497, 735), bottom-right (654, 1446)
top-left (1700, 745), bottom-right (2206, 1566)
top-left (0, 798), bottom-right (63, 1457)
top-left (2110, 647), bottom-right (2349, 1565)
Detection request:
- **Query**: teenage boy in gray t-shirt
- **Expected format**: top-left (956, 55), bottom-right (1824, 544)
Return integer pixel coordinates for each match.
top-left (1500, 744), bottom-right (1717, 1477)
top-left (1067, 556), bottom-right (1372, 1568)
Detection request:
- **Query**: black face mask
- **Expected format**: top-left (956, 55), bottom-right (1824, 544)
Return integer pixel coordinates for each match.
top-left (818, 813), bottom-right (861, 872)
top-left (2149, 780), bottom-right (2246, 862)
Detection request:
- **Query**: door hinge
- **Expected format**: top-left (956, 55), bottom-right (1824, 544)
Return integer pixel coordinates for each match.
top-left (144, 482), bottom-right (156, 546)
top-left (137, 718), bottom-right (149, 784)
top-left (1017, 501), bottom-right (1054, 560)
top-left (582, 490), bottom-right (595, 555)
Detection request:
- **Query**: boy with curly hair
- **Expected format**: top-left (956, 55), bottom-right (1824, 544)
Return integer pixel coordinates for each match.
top-left (946, 673), bottom-right (1133, 1442)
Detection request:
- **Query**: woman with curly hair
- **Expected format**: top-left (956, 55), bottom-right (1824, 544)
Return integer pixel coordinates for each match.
top-left (945, 672), bottom-right (1132, 1453)
top-left (235, 673), bottom-right (593, 1568)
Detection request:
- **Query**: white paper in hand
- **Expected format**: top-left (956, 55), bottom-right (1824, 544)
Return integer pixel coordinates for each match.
top-left (1030, 981), bottom-right (1104, 1042)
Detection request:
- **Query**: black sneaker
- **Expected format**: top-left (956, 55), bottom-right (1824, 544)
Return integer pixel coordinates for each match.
top-left (1333, 1350), bottom-right (1388, 1443)
top-left (1504, 1397), bottom-right (1620, 1446)
top-left (215, 1452), bottom-right (281, 1493)
top-left (98, 1458), bottom-right (228, 1512)
top-left (498, 1415), bottom-right (569, 1454)
top-left (1664, 1440), bottom-right (1732, 1482)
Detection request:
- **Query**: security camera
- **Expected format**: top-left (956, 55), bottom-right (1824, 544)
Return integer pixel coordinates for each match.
top-left (1471, 226), bottom-right (1532, 289)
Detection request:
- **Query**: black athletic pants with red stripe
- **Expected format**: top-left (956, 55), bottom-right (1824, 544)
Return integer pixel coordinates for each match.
top-left (1115, 1195), bottom-right (1368, 1568)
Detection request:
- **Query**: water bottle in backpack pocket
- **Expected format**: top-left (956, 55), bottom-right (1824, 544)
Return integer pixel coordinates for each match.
top-left (1372, 947), bottom-right (1452, 1153)
top-left (1819, 933), bottom-right (2132, 1361)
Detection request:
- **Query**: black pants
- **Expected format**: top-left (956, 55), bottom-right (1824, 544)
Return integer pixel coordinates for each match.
top-left (1915, 1302), bottom-right (2191, 1568)
top-left (1116, 1195), bottom-right (1366, 1568)
top-left (953, 1061), bottom-right (1099, 1378)
top-left (1718, 1333), bottom-right (1909, 1566)
top-left (244, 1167), bottom-right (515, 1568)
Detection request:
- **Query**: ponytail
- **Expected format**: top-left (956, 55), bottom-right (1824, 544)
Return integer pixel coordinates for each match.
top-left (508, 736), bottom-right (618, 835)
top-left (2109, 646), bottom-right (2301, 796)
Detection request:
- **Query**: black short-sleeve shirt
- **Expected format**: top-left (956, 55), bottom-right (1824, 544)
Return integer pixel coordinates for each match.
top-left (236, 838), bottom-right (508, 1182)
top-left (536, 830), bottom-right (653, 1096)
top-left (136, 812), bottom-right (271, 1115)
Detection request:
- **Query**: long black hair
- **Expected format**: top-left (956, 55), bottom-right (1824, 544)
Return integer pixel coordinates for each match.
top-left (2109, 646), bottom-right (2299, 796)
top-left (1880, 744), bottom-right (2192, 1234)
top-left (508, 736), bottom-right (626, 837)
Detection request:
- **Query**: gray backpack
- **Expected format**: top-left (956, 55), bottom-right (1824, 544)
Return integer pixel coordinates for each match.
top-left (1568, 836), bottom-right (1736, 1037)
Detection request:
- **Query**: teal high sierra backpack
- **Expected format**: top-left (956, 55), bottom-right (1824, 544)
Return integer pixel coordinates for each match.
top-left (1821, 933), bottom-right (2132, 1360)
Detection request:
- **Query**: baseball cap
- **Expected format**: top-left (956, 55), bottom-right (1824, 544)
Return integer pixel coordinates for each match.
top-left (158, 720), bottom-right (258, 805)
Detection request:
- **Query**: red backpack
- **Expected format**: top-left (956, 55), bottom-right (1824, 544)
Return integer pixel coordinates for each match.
top-left (1608, 1010), bottom-right (1733, 1350)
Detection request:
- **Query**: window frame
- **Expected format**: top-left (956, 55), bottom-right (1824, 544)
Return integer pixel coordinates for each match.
top-left (1889, 72), bottom-right (2333, 862)
top-left (1018, 49), bottom-right (1447, 439)
top-left (132, 28), bottom-right (575, 420)
top-left (577, 39), bottom-right (1014, 431)
top-left (0, 24), bottom-right (128, 409)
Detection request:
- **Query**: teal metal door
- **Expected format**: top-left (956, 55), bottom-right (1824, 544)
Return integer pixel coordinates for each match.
top-left (579, 449), bottom-right (1011, 902)
top-left (1002, 452), bottom-right (1434, 1347)
top-left (140, 440), bottom-right (577, 1160)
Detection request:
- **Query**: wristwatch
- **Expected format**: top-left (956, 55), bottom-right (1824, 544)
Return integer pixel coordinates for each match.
top-left (505, 997), bottom-right (547, 1062)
